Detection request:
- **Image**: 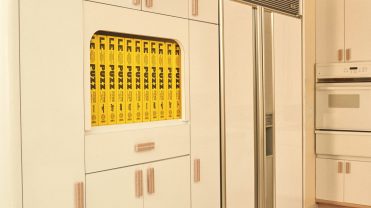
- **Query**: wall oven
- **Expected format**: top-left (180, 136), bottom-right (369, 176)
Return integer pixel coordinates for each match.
top-left (316, 63), bottom-right (371, 131)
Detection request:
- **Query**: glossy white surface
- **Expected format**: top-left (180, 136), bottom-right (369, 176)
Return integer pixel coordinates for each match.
top-left (20, 0), bottom-right (85, 207)
top-left (316, 0), bottom-right (345, 64)
top-left (0, 0), bottom-right (22, 207)
top-left (189, 20), bottom-right (220, 208)
top-left (274, 13), bottom-right (303, 208)
top-left (223, 1), bottom-right (256, 208)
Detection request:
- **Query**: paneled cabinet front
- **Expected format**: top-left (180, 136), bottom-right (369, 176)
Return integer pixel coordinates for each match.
top-left (316, 0), bottom-right (371, 63)
top-left (83, 1), bottom-right (190, 173)
top-left (86, 156), bottom-right (190, 208)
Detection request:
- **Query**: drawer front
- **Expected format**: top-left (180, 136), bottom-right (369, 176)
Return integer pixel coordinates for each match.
top-left (316, 131), bottom-right (371, 157)
top-left (316, 83), bottom-right (371, 131)
top-left (87, 0), bottom-right (142, 10)
top-left (85, 124), bottom-right (190, 173)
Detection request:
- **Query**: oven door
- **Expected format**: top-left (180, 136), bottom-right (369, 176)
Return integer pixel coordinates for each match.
top-left (316, 82), bottom-right (371, 131)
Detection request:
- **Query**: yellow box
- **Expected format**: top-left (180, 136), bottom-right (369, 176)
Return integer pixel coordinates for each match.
top-left (157, 41), bottom-right (167, 120)
top-left (142, 40), bottom-right (151, 122)
top-left (134, 39), bottom-right (143, 122)
top-left (124, 38), bottom-right (135, 123)
top-left (116, 37), bottom-right (125, 124)
top-left (98, 35), bottom-right (109, 125)
top-left (107, 36), bottom-right (117, 124)
top-left (90, 35), bottom-right (99, 126)
top-left (150, 41), bottom-right (159, 121)
top-left (175, 43), bottom-right (182, 119)
top-left (165, 42), bottom-right (175, 119)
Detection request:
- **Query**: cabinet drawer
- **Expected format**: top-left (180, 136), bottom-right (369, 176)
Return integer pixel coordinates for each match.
top-left (316, 131), bottom-right (371, 157)
top-left (87, 0), bottom-right (141, 10)
top-left (85, 124), bottom-right (190, 173)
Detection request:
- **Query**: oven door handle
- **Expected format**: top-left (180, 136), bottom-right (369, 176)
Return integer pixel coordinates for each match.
top-left (317, 85), bottom-right (371, 91)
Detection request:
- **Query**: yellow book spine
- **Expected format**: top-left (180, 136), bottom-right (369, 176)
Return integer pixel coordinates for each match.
top-left (98, 35), bottom-right (108, 125)
top-left (158, 42), bottom-right (166, 120)
top-left (134, 39), bottom-right (143, 123)
top-left (90, 35), bottom-right (99, 126)
top-left (175, 43), bottom-right (182, 119)
top-left (142, 40), bottom-right (151, 122)
top-left (107, 36), bottom-right (117, 124)
top-left (150, 41), bottom-right (159, 121)
top-left (117, 37), bottom-right (125, 124)
top-left (124, 38), bottom-right (134, 123)
top-left (165, 42), bottom-right (174, 119)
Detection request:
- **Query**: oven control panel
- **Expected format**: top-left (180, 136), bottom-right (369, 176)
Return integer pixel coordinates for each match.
top-left (316, 63), bottom-right (371, 79)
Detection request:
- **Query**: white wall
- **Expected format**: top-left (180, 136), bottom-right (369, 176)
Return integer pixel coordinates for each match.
top-left (0, 0), bottom-right (23, 207)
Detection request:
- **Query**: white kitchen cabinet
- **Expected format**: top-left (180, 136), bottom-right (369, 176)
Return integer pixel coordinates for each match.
top-left (189, 20), bottom-right (220, 208)
top-left (86, 156), bottom-right (190, 208)
top-left (142, 0), bottom-right (188, 19)
top-left (316, 0), bottom-right (371, 63)
top-left (189, 0), bottom-right (219, 24)
top-left (316, 158), bottom-right (344, 202)
top-left (316, 0), bottom-right (344, 64)
top-left (20, 0), bottom-right (85, 208)
top-left (343, 161), bottom-right (371, 206)
top-left (345, 0), bottom-right (371, 62)
top-left (317, 158), bottom-right (371, 206)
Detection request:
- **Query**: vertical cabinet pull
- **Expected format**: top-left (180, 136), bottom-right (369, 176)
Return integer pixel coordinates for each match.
top-left (338, 49), bottom-right (343, 62)
top-left (145, 0), bottom-right (153, 8)
top-left (132, 0), bottom-right (140, 6)
top-left (135, 170), bottom-right (143, 198)
top-left (147, 168), bottom-right (155, 194)
top-left (192, 0), bottom-right (199, 16)
top-left (75, 182), bottom-right (84, 208)
top-left (194, 159), bottom-right (201, 183)
top-left (346, 162), bottom-right (351, 174)
top-left (346, 49), bottom-right (351, 61)
top-left (338, 162), bottom-right (343, 174)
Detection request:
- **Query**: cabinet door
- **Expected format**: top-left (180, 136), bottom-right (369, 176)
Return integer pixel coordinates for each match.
top-left (345, 0), bottom-right (371, 62)
top-left (316, 158), bottom-right (344, 202)
top-left (86, 165), bottom-right (144, 208)
top-left (344, 161), bottom-right (371, 206)
top-left (142, 0), bottom-right (188, 19)
top-left (189, 0), bottom-right (219, 24)
top-left (189, 21), bottom-right (220, 208)
top-left (20, 0), bottom-right (85, 207)
top-left (223, 1), bottom-right (256, 208)
top-left (93, 0), bottom-right (141, 10)
top-left (316, 0), bottom-right (345, 64)
top-left (145, 156), bottom-right (190, 208)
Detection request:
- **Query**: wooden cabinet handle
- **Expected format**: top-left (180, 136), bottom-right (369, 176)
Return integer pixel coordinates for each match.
top-left (346, 162), bottom-right (351, 174)
top-left (338, 161), bottom-right (343, 174)
top-left (75, 182), bottom-right (84, 208)
top-left (147, 168), bottom-right (155, 194)
top-left (145, 0), bottom-right (153, 8)
top-left (346, 49), bottom-right (351, 61)
top-left (338, 49), bottom-right (343, 62)
top-left (135, 142), bottom-right (155, 152)
top-left (132, 0), bottom-right (140, 6)
top-left (135, 170), bottom-right (143, 198)
top-left (192, 0), bottom-right (199, 16)
top-left (194, 159), bottom-right (201, 183)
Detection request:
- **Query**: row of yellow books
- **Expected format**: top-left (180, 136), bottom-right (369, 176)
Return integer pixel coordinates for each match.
top-left (90, 34), bottom-right (182, 126)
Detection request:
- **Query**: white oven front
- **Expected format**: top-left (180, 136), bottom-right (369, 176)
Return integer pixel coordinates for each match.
top-left (316, 82), bottom-right (371, 131)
